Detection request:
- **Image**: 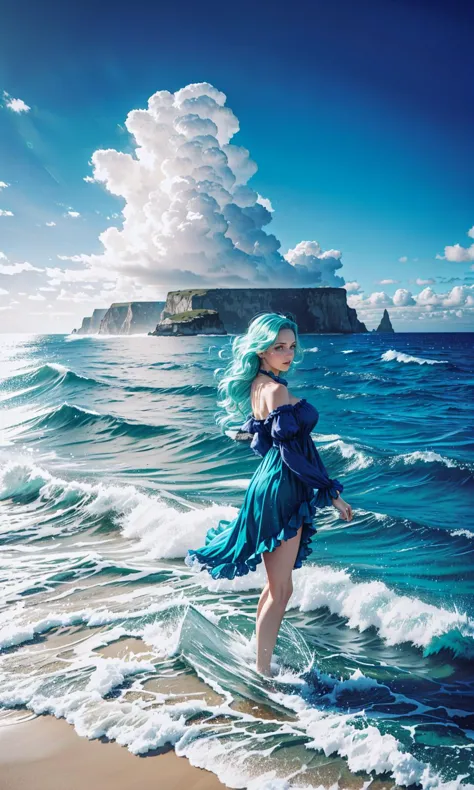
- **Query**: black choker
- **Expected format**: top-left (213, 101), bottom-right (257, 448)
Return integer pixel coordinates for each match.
top-left (258, 368), bottom-right (288, 386)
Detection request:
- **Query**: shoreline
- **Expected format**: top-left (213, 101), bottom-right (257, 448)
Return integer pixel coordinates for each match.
top-left (0, 713), bottom-right (226, 790)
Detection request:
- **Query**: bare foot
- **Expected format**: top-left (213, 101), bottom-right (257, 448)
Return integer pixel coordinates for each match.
top-left (256, 664), bottom-right (273, 677)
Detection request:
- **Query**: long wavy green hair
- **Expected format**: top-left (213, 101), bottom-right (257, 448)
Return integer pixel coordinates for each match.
top-left (214, 312), bottom-right (305, 432)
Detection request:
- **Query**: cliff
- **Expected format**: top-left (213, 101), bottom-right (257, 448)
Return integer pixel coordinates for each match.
top-left (372, 309), bottom-right (395, 333)
top-left (98, 302), bottom-right (166, 335)
top-left (159, 288), bottom-right (367, 334)
top-left (72, 308), bottom-right (108, 335)
top-left (149, 309), bottom-right (227, 336)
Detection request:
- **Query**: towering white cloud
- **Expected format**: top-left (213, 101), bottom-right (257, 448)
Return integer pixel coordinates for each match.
top-left (76, 82), bottom-right (345, 292)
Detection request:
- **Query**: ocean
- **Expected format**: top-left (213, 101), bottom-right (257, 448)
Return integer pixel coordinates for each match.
top-left (0, 331), bottom-right (473, 789)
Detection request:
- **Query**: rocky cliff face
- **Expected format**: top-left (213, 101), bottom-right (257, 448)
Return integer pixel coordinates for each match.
top-left (98, 302), bottom-right (166, 335)
top-left (149, 309), bottom-right (227, 336)
top-left (160, 288), bottom-right (367, 334)
top-left (373, 309), bottom-right (395, 333)
top-left (73, 308), bottom-right (108, 335)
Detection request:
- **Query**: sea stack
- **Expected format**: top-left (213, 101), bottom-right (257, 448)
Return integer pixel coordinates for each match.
top-left (373, 309), bottom-right (395, 333)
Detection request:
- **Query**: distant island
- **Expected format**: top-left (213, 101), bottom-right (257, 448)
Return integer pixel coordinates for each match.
top-left (72, 288), bottom-right (395, 336)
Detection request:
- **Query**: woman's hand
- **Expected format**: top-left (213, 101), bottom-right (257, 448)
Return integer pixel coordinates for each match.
top-left (331, 495), bottom-right (353, 522)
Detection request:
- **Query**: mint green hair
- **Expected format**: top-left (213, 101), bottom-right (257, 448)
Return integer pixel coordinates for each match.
top-left (214, 312), bottom-right (305, 432)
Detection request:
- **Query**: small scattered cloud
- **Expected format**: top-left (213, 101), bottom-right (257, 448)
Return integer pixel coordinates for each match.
top-left (45, 221), bottom-right (56, 227)
top-left (56, 288), bottom-right (98, 303)
top-left (0, 209), bottom-right (14, 217)
top-left (415, 277), bottom-right (436, 286)
top-left (398, 256), bottom-right (408, 263)
top-left (0, 181), bottom-right (9, 189)
top-left (3, 92), bottom-right (31, 113)
top-left (66, 210), bottom-right (81, 218)
top-left (0, 260), bottom-right (42, 275)
top-left (378, 278), bottom-right (399, 285)
top-left (83, 176), bottom-right (95, 183)
top-left (0, 287), bottom-right (9, 296)
top-left (28, 293), bottom-right (46, 301)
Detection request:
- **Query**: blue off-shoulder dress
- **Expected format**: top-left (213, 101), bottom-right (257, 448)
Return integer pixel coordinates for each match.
top-left (184, 398), bottom-right (343, 580)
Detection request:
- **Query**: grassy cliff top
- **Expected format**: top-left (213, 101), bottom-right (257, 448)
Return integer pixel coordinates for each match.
top-left (163, 309), bottom-right (217, 322)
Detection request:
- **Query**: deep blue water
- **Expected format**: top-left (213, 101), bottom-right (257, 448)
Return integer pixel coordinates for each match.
top-left (0, 331), bottom-right (473, 789)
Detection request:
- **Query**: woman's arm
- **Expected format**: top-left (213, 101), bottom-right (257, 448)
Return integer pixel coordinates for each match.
top-left (279, 442), bottom-right (344, 502)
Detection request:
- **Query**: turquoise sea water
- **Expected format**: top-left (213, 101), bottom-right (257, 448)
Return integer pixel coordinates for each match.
top-left (0, 331), bottom-right (473, 788)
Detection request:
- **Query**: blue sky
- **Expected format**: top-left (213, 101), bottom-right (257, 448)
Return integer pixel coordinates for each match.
top-left (0, 0), bottom-right (473, 333)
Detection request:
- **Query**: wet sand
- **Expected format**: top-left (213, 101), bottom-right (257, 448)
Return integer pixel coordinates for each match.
top-left (0, 713), bottom-right (225, 790)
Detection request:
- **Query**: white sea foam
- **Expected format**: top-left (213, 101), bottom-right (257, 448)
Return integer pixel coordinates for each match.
top-left (451, 529), bottom-right (474, 539)
top-left (341, 349), bottom-right (354, 354)
top-left (391, 450), bottom-right (464, 469)
top-left (196, 563), bottom-right (474, 659)
top-left (266, 689), bottom-right (473, 790)
top-left (2, 460), bottom-right (474, 664)
top-left (381, 349), bottom-right (448, 365)
top-left (323, 438), bottom-right (373, 470)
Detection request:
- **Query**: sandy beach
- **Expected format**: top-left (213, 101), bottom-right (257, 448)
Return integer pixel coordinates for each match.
top-left (0, 712), bottom-right (225, 790)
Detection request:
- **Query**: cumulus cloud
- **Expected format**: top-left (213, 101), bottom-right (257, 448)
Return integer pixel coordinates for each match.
top-left (379, 278), bottom-right (399, 285)
top-left (438, 224), bottom-right (474, 262)
top-left (67, 210), bottom-right (81, 218)
top-left (393, 288), bottom-right (416, 306)
top-left (3, 92), bottom-right (31, 113)
top-left (444, 243), bottom-right (474, 262)
top-left (0, 181), bottom-right (9, 189)
top-left (67, 82), bottom-right (346, 294)
top-left (283, 241), bottom-right (344, 286)
top-left (348, 284), bottom-right (474, 320)
top-left (0, 288), bottom-right (9, 296)
top-left (0, 260), bottom-right (42, 275)
top-left (256, 194), bottom-right (274, 213)
top-left (342, 281), bottom-right (361, 293)
top-left (0, 209), bottom-right (14, 217)
top-left (83, 176), bottom-right (95, 183)
top-left (45, 221), bottom-right (56, 227)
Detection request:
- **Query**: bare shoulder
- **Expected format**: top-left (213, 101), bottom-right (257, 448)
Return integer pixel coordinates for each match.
top-left (266, 382), bottom-right (291, 411)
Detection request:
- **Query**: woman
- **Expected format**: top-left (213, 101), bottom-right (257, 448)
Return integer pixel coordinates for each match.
top-left (185, 312), bottom-right (353, 676)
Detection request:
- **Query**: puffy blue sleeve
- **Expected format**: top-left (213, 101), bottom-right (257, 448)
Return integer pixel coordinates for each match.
top-left (270, 409), bottom-right (344, 507)
top-left (240, 416), bottom-right (273, 458)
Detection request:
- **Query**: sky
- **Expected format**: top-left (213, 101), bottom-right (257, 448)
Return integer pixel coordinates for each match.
top-left (0, 0), bottom-right (473, 333)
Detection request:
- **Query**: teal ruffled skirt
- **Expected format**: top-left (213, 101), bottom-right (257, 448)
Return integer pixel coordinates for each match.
top-left (185, 445), bottom-right (318, 580)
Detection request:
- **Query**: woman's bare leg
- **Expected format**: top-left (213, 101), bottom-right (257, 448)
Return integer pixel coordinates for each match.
top-left (255, 527), bottom-right (302, 676)
top-left (256, 581), bottom-right (270, 621)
